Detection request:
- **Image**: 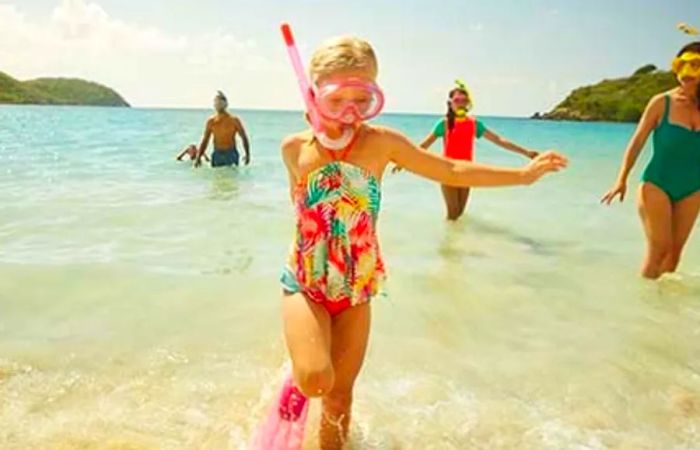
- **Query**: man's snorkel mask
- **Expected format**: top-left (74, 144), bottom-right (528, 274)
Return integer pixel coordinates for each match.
top-left (280, 23), bottom-right (385, 150)
top-left (214, 91), bottom-right (228, 112)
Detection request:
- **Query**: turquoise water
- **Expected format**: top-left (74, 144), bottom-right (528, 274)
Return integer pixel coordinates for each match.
top-left (1, 105), bottom-right (699, 449)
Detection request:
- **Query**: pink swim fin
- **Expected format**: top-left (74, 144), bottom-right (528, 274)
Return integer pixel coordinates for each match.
top-left (251, 374), bottom-right (309, 450)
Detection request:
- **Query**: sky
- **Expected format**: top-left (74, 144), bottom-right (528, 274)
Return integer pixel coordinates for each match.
top-left (0, 0), bottom-right (698, 115)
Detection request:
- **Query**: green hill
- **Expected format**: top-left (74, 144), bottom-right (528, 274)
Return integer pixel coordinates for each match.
top-left (0, 71), bottom-right (129, 107)
top-left (535, 65), bottom-right (677, 122)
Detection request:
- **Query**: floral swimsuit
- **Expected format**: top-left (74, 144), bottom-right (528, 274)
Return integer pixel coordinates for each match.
top-left (281, 141), bottom-right (385, 316)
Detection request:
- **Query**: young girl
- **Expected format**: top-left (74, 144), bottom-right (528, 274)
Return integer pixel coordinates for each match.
top-left (602, 42), bottom-right (700, 279)
top-left (397, 81), bottom-right (543, 220)
top-left (262, 31), bottom-right (567, 450)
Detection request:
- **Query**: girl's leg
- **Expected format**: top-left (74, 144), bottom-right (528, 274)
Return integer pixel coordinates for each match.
top-left (282, 293), bottom-right (334, 397)
top-left (441, 185), bottom-right (462, 221)
top-left (320, 303), bottom-right (371, 450)
top-left (664, 191), bottom-right (700, 273)
top-left (455, 187), bottom-right (471, 219)
top-left (638, 183), bottom-right (674, 279)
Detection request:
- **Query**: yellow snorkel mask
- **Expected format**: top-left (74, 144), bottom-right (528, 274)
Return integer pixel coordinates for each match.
top-left (678, 22), bottom-right (700, 36)
top-left (452, 79), bottom-right (473, 117)
top-left (672, 52), bottom-right (700, 80)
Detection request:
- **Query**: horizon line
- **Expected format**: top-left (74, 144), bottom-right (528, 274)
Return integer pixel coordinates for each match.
top-left (0, 103), bottom-right (534, 120)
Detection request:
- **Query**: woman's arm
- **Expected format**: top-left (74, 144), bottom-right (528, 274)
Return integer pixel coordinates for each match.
top-left (388, 130), bottom-right (567, 187)
top-left (483, 129), bottom-right (539, 159)
top-left (601, 95), bottom-right (664, 204)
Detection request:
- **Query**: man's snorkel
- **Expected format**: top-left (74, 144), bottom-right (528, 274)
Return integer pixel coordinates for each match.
top-left (280, 23), bottom-right (355, 150)
top-left (214, 90), bottom-right (228, 113)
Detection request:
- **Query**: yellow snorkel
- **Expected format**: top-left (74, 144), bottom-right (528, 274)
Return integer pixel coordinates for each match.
top-left (453, 79), bottom-right (473, 117)
top-left (678, 22), bottom-right (700, 36)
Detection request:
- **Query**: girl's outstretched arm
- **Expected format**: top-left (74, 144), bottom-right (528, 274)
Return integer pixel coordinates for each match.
top-left (387, 129), bottom-right (567, 187)
top-left (601, 94), bottom-right (664, 204)
top-left (483, 129), bottom-right (539, 159)
top-left (392, 132), bottom-right (438, 173)
top-left (419, 132), bottom-right (438, 150)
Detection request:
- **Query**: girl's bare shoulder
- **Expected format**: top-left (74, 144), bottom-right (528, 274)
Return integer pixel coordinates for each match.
top-left (281, 130), bottom-right (314, 153)
top-left (364, 124), bottom-right (411, 146)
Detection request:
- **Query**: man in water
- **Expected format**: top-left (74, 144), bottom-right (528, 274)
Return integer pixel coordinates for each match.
top-left (194, 91), bottom-right (250, 168)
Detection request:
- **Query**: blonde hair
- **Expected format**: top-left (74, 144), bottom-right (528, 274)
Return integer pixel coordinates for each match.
top-left (309, 36), bottom-right (378, 83)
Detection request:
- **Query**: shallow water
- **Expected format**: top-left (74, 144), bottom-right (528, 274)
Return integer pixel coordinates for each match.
top-left (1, 106), bottom-right (699, 449)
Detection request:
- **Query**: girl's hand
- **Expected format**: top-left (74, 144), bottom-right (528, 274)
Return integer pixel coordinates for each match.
top-left (601, 181), bottom-right (627, 204)
top-left (522, 151), bottom-right (568, 184)
top-left (526, 150), bottom-right (540, 159)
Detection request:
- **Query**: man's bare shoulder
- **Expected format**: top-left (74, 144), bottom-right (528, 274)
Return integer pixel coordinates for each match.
top-left (229, 114), bottom-right (245, 128)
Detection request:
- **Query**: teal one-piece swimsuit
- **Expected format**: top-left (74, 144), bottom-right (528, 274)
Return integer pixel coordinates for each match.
top-left (641, 95), bottom-right (700, 202)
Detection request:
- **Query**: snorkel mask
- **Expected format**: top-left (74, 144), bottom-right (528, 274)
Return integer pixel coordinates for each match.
top-left (314, 80), bottom-right (384, 125)
top-left (672, 52), bottom-right (700, 80)
top-left (214, 91), bottom-right (228, 112)
top-left (451, 79), bottom-right (473, 117)
top-left (281, 23), bottom-right (385, 150)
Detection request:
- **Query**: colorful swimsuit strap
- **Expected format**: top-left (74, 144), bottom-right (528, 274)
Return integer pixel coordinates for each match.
top-left (661, 94), bottom-right (700, 131)
top-left (297, 128), bottom-right (364, 187)
top-left (662, 94), bottom-right (671, 125)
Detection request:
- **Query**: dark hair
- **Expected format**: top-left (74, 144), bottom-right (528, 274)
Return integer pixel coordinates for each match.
top-left (677, 42), bottom-right (700, 111)
top-left (216, 90), bottom-right (228, 103)
top-left (446, 88), bottom-right (471, 131)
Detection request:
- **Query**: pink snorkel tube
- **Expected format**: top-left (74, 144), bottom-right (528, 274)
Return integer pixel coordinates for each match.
top-left (281, 23), bottom-right (354, 150)
top-left (281, 24), bottom-right (322, 133)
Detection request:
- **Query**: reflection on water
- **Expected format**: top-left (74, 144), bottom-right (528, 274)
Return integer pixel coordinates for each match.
top-left (208, 168), bottom-right (241, 201)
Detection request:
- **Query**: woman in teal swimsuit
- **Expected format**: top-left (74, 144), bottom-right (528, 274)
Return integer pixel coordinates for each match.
top-left (602, 42), bottom-right (700, 279)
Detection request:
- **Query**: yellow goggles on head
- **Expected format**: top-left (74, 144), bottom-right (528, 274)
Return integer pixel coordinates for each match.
top-left (672, 52), bottom-right (700, 78)
top-left (678, 22), bottom-right (699, 36)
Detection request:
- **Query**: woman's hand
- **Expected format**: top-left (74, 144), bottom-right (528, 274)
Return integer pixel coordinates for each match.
top-left (521, 151), bottom-right (568, 184)
top-left (526, 150), bottom-right (540, 159)
top-left (601, 181), bottom-right (627, 204)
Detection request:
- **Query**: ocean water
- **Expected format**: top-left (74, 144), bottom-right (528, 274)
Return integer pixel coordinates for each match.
top-left (1, 105), bottom-right (699, 450)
